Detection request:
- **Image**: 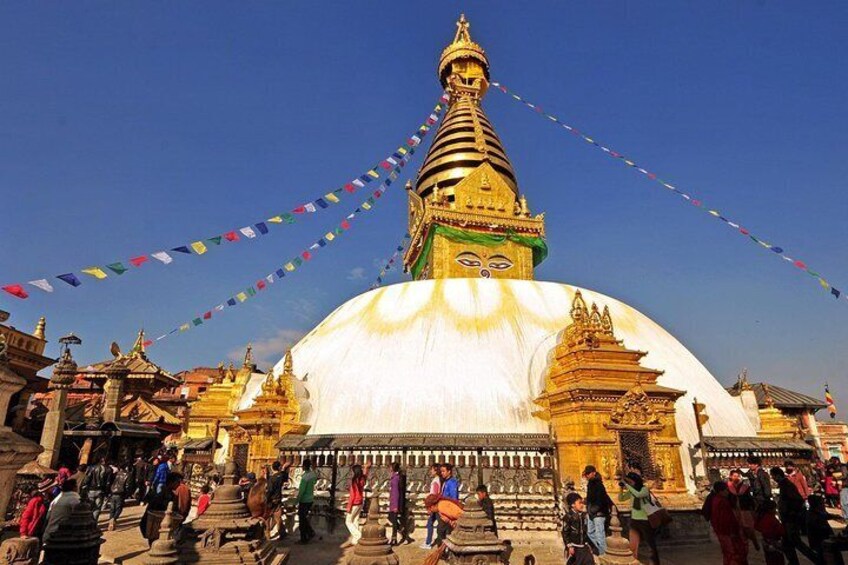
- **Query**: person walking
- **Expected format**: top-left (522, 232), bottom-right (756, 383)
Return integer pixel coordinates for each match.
top-left (727, 468), bottom-right (760, 551)
top-left (421, 464), bottom-right (442, 550)
top-left (266, 460), bottom-right (291, 540)
top-left (754, 500), bottom-right (786, 565)
top-left (133, 454), bottom-right (150, 503)
top-left (583, 465), bottom-right (612, 555)
top-left (152, 455), bottom-right (170, 496)
top-left (784, 461), bottom-right (811, 501)
top-left (805, 495), bottom-right (834, 565)
top-left (476, 484), bottom-right (497, 537)
top-left (296, 458), bottom-right (318, 544)
top-left (770, 467), bottom-right (812, 565)
top-left (618, 472), bottom-right (659, 565)
top-left (82, 456), bottom-right (113, 522)
top-left (388, 462), bottom-right (412, 545)
top-left (196, 484), bottom-right (212, 517)
top-left (708, 482), bottom-right (748, 565)
top-left (562, 492), bottom-right (594, 565)
top-left (19, 482), bottom-right (50, 541)
top-left (746, 457), bottom-right (772, 509)
top-left (169, 472), bottom-right (191, 524)
top-left (344, 462), bottom-right (370, 547)
top-left (42, 480), bottom-right (82, 554)
top-left (107, 463), bottom-right (131, 531)
top-left (439, 463), bottom-right (459, 501)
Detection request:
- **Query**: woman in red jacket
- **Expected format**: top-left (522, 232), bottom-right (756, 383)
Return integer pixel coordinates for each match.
top-left (19, 487), bottom-right (48, 539)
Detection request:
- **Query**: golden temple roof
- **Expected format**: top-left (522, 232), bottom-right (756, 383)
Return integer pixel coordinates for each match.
top-left (416, 15), bottom-right (518, 199)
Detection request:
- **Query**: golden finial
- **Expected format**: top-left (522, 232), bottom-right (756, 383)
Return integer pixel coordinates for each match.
top-left (226, 362), bottom-right (236, 382)
top-left (33, 316), bottom-right (46, 340)
top-left (570, 291), bottom-right (589, 325)
top-left (130, 329), bottom-right (146, 357)
top-left (763, 383), bottom-right (776, 408)
top-left (601, 305), bottom-right (614, 336)
top-left (519, 195), bottom-right (530, 217)
top-left (737, 368), bottom-right (751, 391)
top-left (242, 343), bottom-right (253, 369)
top-left (283, 350), bottom-right (293, 375)
top-left (454, 14), bottom-right (472, 44)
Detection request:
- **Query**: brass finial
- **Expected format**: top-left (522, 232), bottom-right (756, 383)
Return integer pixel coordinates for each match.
top-left (283, 350), bottom-right (294, 375)
top-left (242, 343), bottom-right (253, 369)
top-left (570, 291), bottom-right (589, 325)
top-left (33, 316), bottom-right (46, 340)
top-left (737, 368), bottom-right (751, 391)
top-left (763, 383), bottom-right (776, 408)
top-left (454, 13), bottom-right (471, 44)
top-left (130, 329), bottom-right (146, 357)
top-left (519, 194), bottom-right (530, 217)
top-left (601, 305), bottom-right (615, 336)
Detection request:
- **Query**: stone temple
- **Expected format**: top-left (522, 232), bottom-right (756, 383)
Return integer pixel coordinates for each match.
top-left (212, 15), bottom-right (760, 531)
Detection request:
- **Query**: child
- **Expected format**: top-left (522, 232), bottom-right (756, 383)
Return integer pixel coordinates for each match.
top-left (561, 492), bottom-right (594, 565)
top-left (755, 500), bottom-right (785, 565)
top-left (196, 484), bottom-right (211, 517)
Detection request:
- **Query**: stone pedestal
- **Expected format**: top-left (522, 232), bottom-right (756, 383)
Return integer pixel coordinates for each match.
top-left (599, 508), bottom-right (639, 565)
top-left (143, 502), bottom-right (179, 565)
top-left (0, 536), bottom-right (39, 564)
top-left (37, 349), bottom-right (78, 470)
top-left (444, 498), bottom-right (505, 564)
top-left (348, 497), bottom-right (398, 565)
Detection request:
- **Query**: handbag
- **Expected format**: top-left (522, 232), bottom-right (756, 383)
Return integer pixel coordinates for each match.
top-left (644, 491), bottom-right (672, 529)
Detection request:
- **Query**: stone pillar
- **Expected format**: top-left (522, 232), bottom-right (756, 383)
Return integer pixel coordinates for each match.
top-left (37, 350), bottom-right (78, 469)
top-left (444, 498), bottom-right (505, 564)
top-left (599, 507), bottom-right (639, 565)
top-left (348, 497), bottom-right (398, 565)
top-left (102, 359), bottom-right (129, 424)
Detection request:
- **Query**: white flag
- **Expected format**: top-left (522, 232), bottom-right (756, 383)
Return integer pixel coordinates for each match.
top-left (28, 279), bottom-right (54, 293)
top-left (214, 304), bottom-right (225, 311)
top-left (309, 243), bottom-right (320, 250)
top-left (152, 251), bottom-right (173, 264)
top-left (352, 179), bottom-right (365, 188)
top-left (265, 274), bottom-right (274, 284)
top-left (240, 227), bottom-right (257, 239)
top-left (304, 202), bottom-right (317, 213)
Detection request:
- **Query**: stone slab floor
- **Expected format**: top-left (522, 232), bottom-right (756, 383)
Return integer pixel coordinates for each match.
top-left (99, 504), bottom-right (843, 565)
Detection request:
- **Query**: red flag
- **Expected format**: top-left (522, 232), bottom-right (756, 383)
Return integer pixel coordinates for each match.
top-left (794, 260), bottom-right (807, 270)
top-left (224, 231), bottom-right (239, 242)
top-left (292, 206), bottom-right (306, 214)
top-left (380, 161), bottom-right (392, 170)
top-left (341, 220), bottom-right (351, 230)
top-left (302, 251), bottom-right (312, 261)
top-left (130, 256), bottom-right (148, 267)
top-left (343, 183), bottom-right (355, 193)
top-left (142, 340), bottom-right (153, 347)
top-left (203, 311), bottom-right (212, 320)
top-left (2, 284), bottom-right (28, 299)
top-left (257, 280), bottom-right (266, 290)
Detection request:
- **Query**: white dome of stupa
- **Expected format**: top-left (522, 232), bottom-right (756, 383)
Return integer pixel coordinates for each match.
top-left (256, 278), bottom-right (755, 490)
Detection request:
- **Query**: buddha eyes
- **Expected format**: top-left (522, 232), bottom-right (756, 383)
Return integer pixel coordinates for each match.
top-left (455, 252), bottom-right (513, 271)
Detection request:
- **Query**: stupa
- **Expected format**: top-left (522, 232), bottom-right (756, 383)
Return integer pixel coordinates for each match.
top-left (231, 15), bottom-right (758, 531)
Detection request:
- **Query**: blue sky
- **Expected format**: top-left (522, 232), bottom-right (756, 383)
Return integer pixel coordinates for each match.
top-left (1, 2), bottom-right (846, 402)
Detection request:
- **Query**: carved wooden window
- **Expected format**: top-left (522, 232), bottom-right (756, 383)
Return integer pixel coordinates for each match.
top-left (618, 431), bottom-right (656, 480)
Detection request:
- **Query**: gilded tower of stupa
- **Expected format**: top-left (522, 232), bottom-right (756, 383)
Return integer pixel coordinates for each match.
top-left (403, 14), bottom-right (547, 281)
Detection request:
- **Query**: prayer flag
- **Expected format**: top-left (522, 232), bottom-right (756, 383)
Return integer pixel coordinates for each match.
top-left (224, 231), bottom-right (240, 242)
top-left (257, 280), bottom-right (266, 290)
top-left (214, 304), bottom-right (225, 311)
top-left (267, 216), bottom-right (283, 224)
top-left (265, 274), bottom-right (274, 284)
top-left (380, 161), bottom-right (392, 170)
top-left (825, 384), bottom-right (838, 419)
top-left (367, 169), bottom-right (380, 179)
top-left (82, 267), bottom-right (108, 280)
top-left (352, 179), bottom-right (365, 188)
top-left (309, 243), bottom-right (320, 250)
top-left (240, 227), bottom-right (257, 239)
top-left (397, 147), bottom-right (408, 156)
top-left (193, 318), bottom-right (203, 326)
top-left (227, 298), bottom-right (237, 306)
top-left (57, 273), bottom-right (82, 287)
top-left (334, 227), bottom-right (344, 236)
top-left (315, 198), bottom-right (329, 209)
top-left (293, 257), bottom-right (303, 267)
top-left (246, 287), bottom-right (256, 297)
top-left (143, 340), bottom-right (153, 347)
top-left (130, 256), bottom-right (148, 267)
top-left (172, 246), bottom-right (191, 254)
top-left (341, 220), bottom-right (351, 230)
top-left (300, 251), bottom-right (311, 261)
top-left (362, 202), bottom-right (372, 211)
top-left (317, 239), bottom-right (327, 247)
top-left (359, 174), bottom-right (372, 183)
top-left (180, 324), bottom-right (190, 332)
top-left (284, 263), bottom-right (295, 272)
top-left (304, 203), bottom-right (317, 213)
top-left (152, 252), bottom-right (173, 264)
top-left (292, 206), bottom-right (306, 214)
top-left (191, 241), bottom-right (207, 255)
top-left (325, 232), bottom-right (335, 241)
top-left (282, 213), bottom-right (295, 224)
top-left (236, 292), bottom-right (248, 302)
top-left (2, 285), bottom-right (28, 299)
top-left (107, 263), bottom-right (128, 275)
top-left (28, 279), bottom-right (54, 293)
top-left (208, 236), bottom-right (222, 246)
top-left (255, 222), bottom-right (269, 235)
top-left (203, 311), bottom-right (212, 320)
top-left (344, 183), bottom-right (356, 193)
top-left (275, 269), bottom-right (285, 278)
top-left (325, 193), bottom-right (340, 203)
top-left (832, 288), bottom-right (841, 299)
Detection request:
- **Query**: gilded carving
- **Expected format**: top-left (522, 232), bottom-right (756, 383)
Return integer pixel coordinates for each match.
top-left (608, 384), bottom-right (661, 430)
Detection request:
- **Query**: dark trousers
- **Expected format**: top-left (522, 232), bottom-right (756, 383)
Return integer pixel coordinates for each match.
top-left (567, 545), bottom-right (595, 565)
top-left (89, 491), bottom-right (105, 521)
top-left (388, 511), bottom-right (407, 542)
top-left (781, 518), bottom-right (815, 565)
top-left (298, 502), bottom-right (315, 542)
top-left (436, 519), bottom-right (453, 545)
top-left (109, 494), bottom-right (124, 521)
top-left (630, 518), bottom-right (660, 564)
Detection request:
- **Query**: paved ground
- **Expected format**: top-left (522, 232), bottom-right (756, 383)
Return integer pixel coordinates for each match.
top-left (99, 504), bottom-right (844, 564)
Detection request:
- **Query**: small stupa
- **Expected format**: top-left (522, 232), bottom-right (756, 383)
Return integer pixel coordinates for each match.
top-left (347, 497), bottom-right (398, 565)
top-left (177, 460), bottom-right (284, 564)
top-left (444, 498), bottom-right (505, 564)
top-left (599, 507), bottom-right (639, 565)
top-left (143, 502), bottom-right (179, 565)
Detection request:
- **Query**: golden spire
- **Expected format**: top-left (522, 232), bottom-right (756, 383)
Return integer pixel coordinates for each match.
top-left (130, 329), bottom-right (146, 357)
top-left (33, 316), bottom-right (46, 340)
top-left (242, 343), bottom-right (254, 370)
top-left (283, 349), bottom-right (293, 376)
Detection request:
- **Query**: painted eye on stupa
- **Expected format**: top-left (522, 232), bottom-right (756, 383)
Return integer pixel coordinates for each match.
top-left (455, 252), bottom-right (483, 268)
top-left (487, 255), bottom-right (514, 271)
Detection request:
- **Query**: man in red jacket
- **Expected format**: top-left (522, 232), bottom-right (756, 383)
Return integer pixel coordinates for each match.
top-left (20, 478), bottom-right (54, 541)
top-left (709, 481), bottom-right (748, 565)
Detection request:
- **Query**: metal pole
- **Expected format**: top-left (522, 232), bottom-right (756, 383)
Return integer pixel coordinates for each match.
top-left (329, 448), bottom-right (339, 532)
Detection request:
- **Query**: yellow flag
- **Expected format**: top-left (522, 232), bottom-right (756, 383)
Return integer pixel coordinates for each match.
top-left (325, 233), bottom-right (335, 241)
top-left (267, 216), bottom-right (283, 224)
top-left (284, 263), bottom-right (295, 272)
top-left (191, 241), bottom-right (207, 255)
top-left (236, 292), bottom-right (248, 302)
top-left (367, 169), bottom-right (380, 179)
top-left (362, 202), bottom-right (372, 210)
top-left (82, 267), bottom-right (108, 279)
top-left (179, 323), bottom-right (190, 331)
top-left (324, 193), bottom-right (340, 203)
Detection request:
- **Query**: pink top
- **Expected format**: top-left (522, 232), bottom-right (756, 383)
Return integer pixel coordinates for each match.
top-left (430, 477), bottom-right (441, 496)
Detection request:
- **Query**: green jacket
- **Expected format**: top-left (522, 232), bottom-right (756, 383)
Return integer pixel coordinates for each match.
top-left (618, 483), bottom-right (651, 521)
top-left (297, 470), bottom-right (318, 504)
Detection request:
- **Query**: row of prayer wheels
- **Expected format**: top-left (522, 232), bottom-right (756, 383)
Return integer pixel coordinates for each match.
top-left (279, 451), bottom-right (554, 469)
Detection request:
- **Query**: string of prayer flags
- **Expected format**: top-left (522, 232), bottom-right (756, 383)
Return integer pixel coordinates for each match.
top-left (2, 93), bottom-right (449, 301)
top-left (490, 81), bottom-right (844, 305)
top-left (144, 103), bottom-right (444, 346)
top-left (370, 234), bottom-right (412, 289)
top-left (825, 384), bottom-right (837, 419)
